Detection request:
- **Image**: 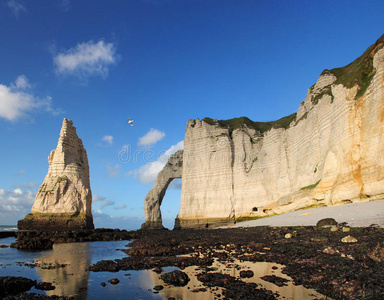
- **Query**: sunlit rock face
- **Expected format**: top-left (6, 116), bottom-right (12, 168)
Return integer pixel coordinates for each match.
top-left (144, 35), bottom-right (384, 229)
top-left (18, 118), bottom-right (94, 230)
top-left (141, 150), bottom-right (183, 229)
top-left (176, 37), bottom-right (384, 228)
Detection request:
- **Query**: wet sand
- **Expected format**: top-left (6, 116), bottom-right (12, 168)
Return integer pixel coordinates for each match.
top-left (224, 200), bottom-right (384, 228)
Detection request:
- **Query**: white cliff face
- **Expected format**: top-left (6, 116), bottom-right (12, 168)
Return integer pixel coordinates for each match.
top-left (32, 118), bottom-right (92, 215)
top-left (19, 118), bottom-right (94, 230)
top-left (175, 44), bottom-right (384, 228)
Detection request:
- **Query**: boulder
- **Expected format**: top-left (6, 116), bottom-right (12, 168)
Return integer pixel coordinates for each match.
top-left (160, 270), bottom-right (190, 286)
top-left (316, 218), bottom-right (338, 227)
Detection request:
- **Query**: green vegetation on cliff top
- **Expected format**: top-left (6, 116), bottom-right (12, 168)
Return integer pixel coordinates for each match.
top-left (203, 34), bottom-right (384, 133)
top-left (203, 114), bottom-right (297, 133)
top-left (327, 34), bottom-right (384, 99)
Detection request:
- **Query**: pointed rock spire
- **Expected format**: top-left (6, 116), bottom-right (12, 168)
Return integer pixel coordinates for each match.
top-left (18, 118), bottom-right (94, 231)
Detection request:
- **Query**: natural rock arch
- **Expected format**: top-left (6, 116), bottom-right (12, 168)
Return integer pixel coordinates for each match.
top-left (141, 150), bottom-right (183, 229)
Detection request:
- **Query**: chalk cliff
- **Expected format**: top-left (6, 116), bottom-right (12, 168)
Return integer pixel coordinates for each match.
top-left (18, 118), bottom-right (94, 230)
top-left (144, 35), bottom-right (384, 229)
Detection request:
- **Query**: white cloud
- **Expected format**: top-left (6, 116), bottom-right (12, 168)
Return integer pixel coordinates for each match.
top-left (0, 187), bottom-right (35, 224)
top-left (93, 194), bottom-right (115, 208)
top-left (101, 135), bottom-right (113, 145)
top-left (127, 140), bottom-right (184, 183)
top-left (7, 0), bottom-right (26, 18)
top-left (114, 204), bottom-right (127, 210)
top-left (106, 164), bottom-right (121, 178)
top-left (0, 75), bottom-right (59, 121)
top-left (59, 0), bottom-right (70, 11)
top-left (138, 128), bottom-right (165, 147)
top-left (12, 182), bottom-right (38, 189)
top-left (13, 75), bottom-right (30, 89)
top-left (16, 169), bottom-right (27, 176)
top-left (91, 210), bottom-right (143, 230)
top-left (54, 40), bottom-right (117, 79)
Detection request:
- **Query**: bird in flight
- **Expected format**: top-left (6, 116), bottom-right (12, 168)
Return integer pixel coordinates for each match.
top-left (128, 117), bottom-right (134, 127)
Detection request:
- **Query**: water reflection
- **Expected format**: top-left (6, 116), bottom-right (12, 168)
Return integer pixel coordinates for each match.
top-left (147, 259), bottom-right (328, 300)
top-left (1, 239), bottom-right (329, 299)
top-left (35, 243), bottom-right (90, 299)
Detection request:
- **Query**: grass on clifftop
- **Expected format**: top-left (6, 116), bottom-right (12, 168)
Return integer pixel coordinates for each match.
top-left (202, 113), bottom-right (297, 134)
top-left (203, 35), bottom-right (384, 133)
top-left (327, 34), bottom-right (384, 99)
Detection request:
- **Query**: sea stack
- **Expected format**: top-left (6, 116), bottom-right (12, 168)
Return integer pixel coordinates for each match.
top-left (18, 118), bottom-right (94, 231)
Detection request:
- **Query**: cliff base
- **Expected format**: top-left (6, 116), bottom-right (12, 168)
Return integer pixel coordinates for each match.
top-left (18, 212), bottom-right (94, 231)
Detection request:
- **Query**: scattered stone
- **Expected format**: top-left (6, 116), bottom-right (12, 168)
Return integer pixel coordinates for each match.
top-left (330, 226), bottom-right (338, 232)
top-left (342, 227), bottom-right (351, 232)
top-left (239, 270), bottom-right (254, 278)
top-left (261, 275), bottom-right (290, 287)
top-left (100, 282), bottom-right (106, 287)
top-left (310, 237), bottom-right (328, 243)
top-left (153, 285), bottom-right (164, 291)
top-left (160, 270), bottom-right (190, 286)
top-left (0, 244), bottom-right (8, 248)
top-left (341, 235), bottom-right (358, 243)
top-left (323, 247), bottom-right (339, 255)
top-left (35, 282), bottom-right (55, 290)
top-left (285, 233), bottom-right (293, 239)
top-left (108, 278), bottom-right (120, 285)
top-left (316, 218), bottom-right (337, 227)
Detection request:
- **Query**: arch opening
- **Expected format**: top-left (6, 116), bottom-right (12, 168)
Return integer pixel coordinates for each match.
top-left (141, 150), bottom-right (183, 230)
top-left (161, 178), bottom-right (182, 229)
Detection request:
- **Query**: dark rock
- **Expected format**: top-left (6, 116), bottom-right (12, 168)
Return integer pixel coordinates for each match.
top-left (197, 272), bottom-right (276, 299)
top-left (100, 282), bottom-right (106, 287)
top-left (0, 276), bottom-right (36, 297)
top-left (160, 270), bottom-right (190, 286)
top-left (108, 278), bottom-right (120, 285)
top-left (152, 266), bottom-right (162, 273)
top-left (0, 231), bottom-right (16, 239)
top-left (35, 281), bottom-right (56, 290)
top-left (153, 285), bottom-right (164, 291)
top-left (261, 275), bottom-right (289, 287)
top-left (10, 237), bottom-right (53, 250)
top-left (239, 270), bottom-right (254, 278)
top-left (316, 218), bottom-right (337, 227)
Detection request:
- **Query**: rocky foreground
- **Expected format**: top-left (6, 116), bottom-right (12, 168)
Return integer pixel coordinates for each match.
top-left (2, 225), bottom-right (384, 299)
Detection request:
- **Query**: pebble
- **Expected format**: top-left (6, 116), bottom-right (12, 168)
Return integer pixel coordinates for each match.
top-left (341, 235), bottom-right (358, 243)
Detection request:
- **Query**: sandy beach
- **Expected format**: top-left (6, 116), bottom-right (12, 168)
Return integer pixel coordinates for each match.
top-left (225, 200), bottom-right (384, 228)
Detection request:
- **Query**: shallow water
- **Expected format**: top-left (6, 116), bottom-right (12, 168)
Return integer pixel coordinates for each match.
top-left (0, 237), bottom-right (328, 299)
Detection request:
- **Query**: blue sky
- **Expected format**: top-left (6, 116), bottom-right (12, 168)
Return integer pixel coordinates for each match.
top-left (1, 0), bottom-right (384, 229)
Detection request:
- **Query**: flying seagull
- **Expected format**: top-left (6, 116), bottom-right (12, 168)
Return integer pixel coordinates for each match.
top-left (128, 117), bottom-right (134, 127)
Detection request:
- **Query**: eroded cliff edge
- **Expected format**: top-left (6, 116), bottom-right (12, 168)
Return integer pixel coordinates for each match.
top-left (145, 35), bottom-right (384, 229)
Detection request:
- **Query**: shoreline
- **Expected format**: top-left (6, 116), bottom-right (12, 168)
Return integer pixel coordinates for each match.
top-left (225, 199), bottom-right (384, 229)
top-left (2, 200), bottom-right (384, 299)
